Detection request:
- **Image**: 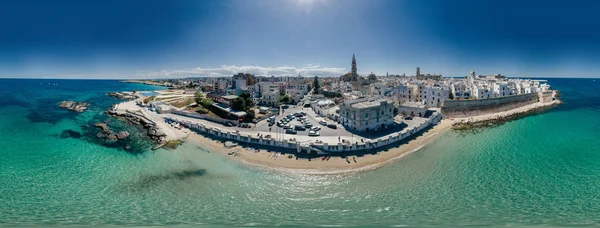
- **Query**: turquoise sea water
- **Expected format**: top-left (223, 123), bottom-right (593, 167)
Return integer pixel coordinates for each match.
top-left (1, 78), bottom-right (600, 227)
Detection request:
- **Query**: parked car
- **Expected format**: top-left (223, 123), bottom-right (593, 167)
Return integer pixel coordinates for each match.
top-left (300, 111), bottom-right (306, 116)
top-left (285, 129), bottom-right (297, 134)
top-left (268, 122), bottom-right (275, 126)
top-left (224, 122), bottom-right (234, 127)
top-left (268, 117), bottom-right (275, 122)
top-left (304, 122), bottom-right (313, 128)
top-left (294, 125), bottom-right (306, 131)
top-left (327, 124), bottom-right (337, 129)
top-left (319, 120), bottom-right (327, 126)
top-left (308, 130), bottom-right (320, 136)
top-left (295, 113), bottom-right (303, 117)
top-left (284, 124), bottom-right (293, 129)
top-left (311, 126), bottom-right (321, 131)
top-left (239, 123), bottom-right (250, 128)
top-left (277, 122), bottom-right (284, 127)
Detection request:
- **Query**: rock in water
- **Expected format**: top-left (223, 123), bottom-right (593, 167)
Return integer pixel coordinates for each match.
top-left (94, 122), bottom-right (109, 131)
top-left (107, 92), bottom-right (138, 100)
top-left (117, 131), bottom-right (130, 139)
top-left (59, 101), bottom-right (89, 112)
top-left (96, 132), bottom-right (107, 139)
top-left (60, 129), bottom-right (82, 139)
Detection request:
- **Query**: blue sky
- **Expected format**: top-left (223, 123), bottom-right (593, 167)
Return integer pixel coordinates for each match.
top-left (1, 0), bottom-right (599, 78)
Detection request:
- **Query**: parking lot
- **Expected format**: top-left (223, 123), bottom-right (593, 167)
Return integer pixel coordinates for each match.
top-left (253, 105), bottom-right (344, 137)
top-left (253, 104), bottom-right (429, 139)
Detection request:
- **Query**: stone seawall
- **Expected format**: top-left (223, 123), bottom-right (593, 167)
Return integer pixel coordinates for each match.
top-left (442, 93), bottom-right (539, 118)
top-left (171, 110), bottom-right (238, 125)
top-left (167, 113), bottom-right (443, 154)
top-left (452, 99), bottom-right (561, 129)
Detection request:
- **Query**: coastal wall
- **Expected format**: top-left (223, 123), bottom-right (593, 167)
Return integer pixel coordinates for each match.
top-left (540, 91), bottom-right (554, 103)
top-left (171, 110), bottom-right (239, 125)
top-left (441, 93), bottom-right (539, 118)
top-left (166, 112), bottom-right (442, 154)
top-left (397, 105), bottom-right (428, 117)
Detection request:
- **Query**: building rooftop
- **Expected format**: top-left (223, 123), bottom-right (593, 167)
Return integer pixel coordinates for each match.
top-left (212, 103), bottom-right (247, 117)
top-left (350, 100), bottom-right (385, 109)
top-left (221, 95), bottom-right (239, 100)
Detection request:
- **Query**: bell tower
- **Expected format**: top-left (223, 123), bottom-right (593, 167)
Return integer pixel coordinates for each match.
top-left (351, 53), bottom-right (357, 77)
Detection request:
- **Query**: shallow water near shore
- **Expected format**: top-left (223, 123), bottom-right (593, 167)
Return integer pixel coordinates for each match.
top-left (1, 78), bottom-right (600, 227)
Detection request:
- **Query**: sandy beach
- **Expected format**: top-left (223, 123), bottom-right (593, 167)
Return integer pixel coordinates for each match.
top-left (181, 119), bottom-right (454, 174)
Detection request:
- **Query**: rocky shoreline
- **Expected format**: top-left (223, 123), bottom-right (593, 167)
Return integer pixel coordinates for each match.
top-left (108, 92), bottom-right (138, 100)
top-left (59, 101), bottom-right (89, 112)
top-left (94, 122), bottom-right (130, 144)
top-left (106, 106), bottom-right (167, 144)
top-left (452, 100), bottom-right (562, 129)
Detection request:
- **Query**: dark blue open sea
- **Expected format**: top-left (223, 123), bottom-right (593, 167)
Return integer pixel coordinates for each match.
top-left (1, 78), bottom-right (600, 227)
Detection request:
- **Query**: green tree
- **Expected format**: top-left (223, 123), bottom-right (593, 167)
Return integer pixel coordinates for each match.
top-left (245, 108), bottom-right (256, 120)
top-left (231, 97), bottom-right (246, 111)
top-left (239, 92), bottom-right (254, 108)
top-left (312, 76), bottom-right (320, 94)
top-left (194, 91), bottom-right (204, 104)
top-left (200, 98), bottom-right (214, 109)
top-left (280, 94), bottom-right (291, 103)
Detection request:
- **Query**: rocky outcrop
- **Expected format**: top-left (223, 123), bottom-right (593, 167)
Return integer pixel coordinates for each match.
top-left (60, 101), bottom-right (89, 112)
top-left (162, 140), bottom-right (182, 150)
top-left (106, 109), bottom-right (166, 143)
top-left (117, 131), bottom-right (130, 139)
top-left (452, 100), bottom-right (561, 129)
top-left (108, 92), bottom-right (138, 100)
top-left (94, 122), bottom-right (129, 144)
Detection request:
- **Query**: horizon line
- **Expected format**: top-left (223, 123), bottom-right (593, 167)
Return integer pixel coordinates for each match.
top-left (1, 76), bottom-right (599, 80)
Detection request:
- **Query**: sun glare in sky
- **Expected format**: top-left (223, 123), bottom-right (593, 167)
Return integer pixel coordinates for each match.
top-left (295, 0), bottom-right (327, 13)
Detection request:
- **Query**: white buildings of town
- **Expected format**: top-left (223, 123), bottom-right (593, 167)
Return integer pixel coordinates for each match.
top-left (339, 99), bottom-right (395, 132)
top-left (194, 54), bottom-right (552, 134)
top-left (304, 54), bottom-right (553, 132)
top-left (261, 90), bottom-right (280, 107)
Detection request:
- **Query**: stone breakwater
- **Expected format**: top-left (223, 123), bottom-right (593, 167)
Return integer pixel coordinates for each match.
top-left (59, 100), bottom-right (89, 112)
top-left (106, 106), bottom-right (167, 143)
top-left (452, 100), bottom-right (562, 129)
